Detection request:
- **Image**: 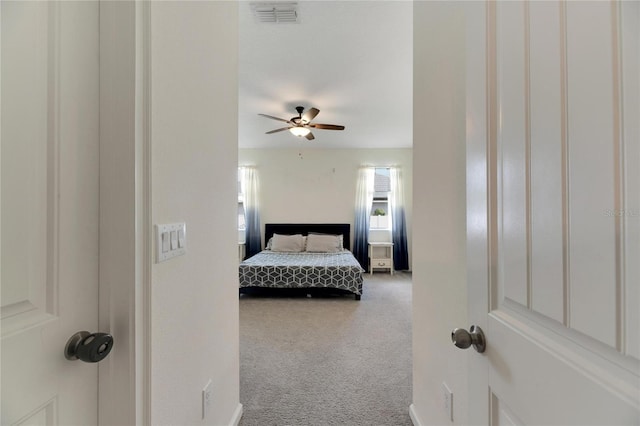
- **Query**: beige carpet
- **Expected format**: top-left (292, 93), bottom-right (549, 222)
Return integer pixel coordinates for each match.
top-left (239, 272), bottom-right (412, 426)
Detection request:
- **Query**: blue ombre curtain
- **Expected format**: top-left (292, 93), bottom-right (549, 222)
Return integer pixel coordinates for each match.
top-left (242, 167), bottom-right (262, 259)
top-left (353, 167), bottom-right (375, 269)
top-left (390, 167), bottom-right (409, 270)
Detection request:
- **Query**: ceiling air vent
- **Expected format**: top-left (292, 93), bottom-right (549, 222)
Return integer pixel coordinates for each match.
top-left (251, 2), bottom-right (299, 24)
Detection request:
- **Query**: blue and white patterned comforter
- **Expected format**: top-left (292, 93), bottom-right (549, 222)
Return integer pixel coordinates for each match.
top-left (239, 250), bottom-right (364, 295)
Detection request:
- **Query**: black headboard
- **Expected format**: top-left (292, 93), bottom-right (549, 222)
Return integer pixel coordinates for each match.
top-left (265, 223), bottom-right (351, 250)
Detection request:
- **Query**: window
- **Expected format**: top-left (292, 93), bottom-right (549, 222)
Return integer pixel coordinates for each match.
top-left (238, 168), bottom-right (246, 230)
top-left (370, 168), bottom-right (390, 229)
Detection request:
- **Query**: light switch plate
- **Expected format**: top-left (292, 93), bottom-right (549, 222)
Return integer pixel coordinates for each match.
top-left (155, 222), bottom-right (186, 263)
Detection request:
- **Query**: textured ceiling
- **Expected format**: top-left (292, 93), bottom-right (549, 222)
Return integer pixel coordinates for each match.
top-left (238, 1), bottom-right (413, 149)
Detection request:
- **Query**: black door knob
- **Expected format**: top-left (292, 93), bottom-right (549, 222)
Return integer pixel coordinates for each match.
top-left (64, 331), bottom-right (114, 363)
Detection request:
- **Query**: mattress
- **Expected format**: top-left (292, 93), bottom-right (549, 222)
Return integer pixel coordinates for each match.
top-left (239, 250), bottom-right (364, 295)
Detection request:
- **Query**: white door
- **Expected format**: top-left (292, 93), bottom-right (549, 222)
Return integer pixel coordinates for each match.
top-left (1, 2), bottom-right (101, 424)
top-left (466, 1), bottom-right (639, 424)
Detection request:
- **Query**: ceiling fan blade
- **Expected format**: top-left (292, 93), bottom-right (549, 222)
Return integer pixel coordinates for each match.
top-left (305, 132), bottom-right (315, 141)
top-left (258, 113), bottom-right (291, 123)
top-left (309, 123), bottom-right (345, 130)
top-left (301, 107), bottom-right (320, 123)
top-left (265, 127), bottom-right (292, 134)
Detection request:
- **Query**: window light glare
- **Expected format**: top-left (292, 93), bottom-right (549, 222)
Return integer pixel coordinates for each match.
top-left (289, 126), bottom-right (310, 137)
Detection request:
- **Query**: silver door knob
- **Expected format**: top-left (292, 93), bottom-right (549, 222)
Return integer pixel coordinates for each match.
top-left (451, 325), bottom-right (486, 353)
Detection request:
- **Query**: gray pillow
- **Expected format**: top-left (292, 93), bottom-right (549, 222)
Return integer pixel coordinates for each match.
top-left (305, 233), bottom-right (342, 253)
top-left (266, 235), bottom-right (306, 250)
top-left (270, 234), bottom-right (305, 252)
top-left (308, 232), bottom-right (343, 249)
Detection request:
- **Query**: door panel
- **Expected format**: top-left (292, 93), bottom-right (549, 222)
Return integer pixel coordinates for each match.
top-left (467, 1), bottom-right (639, 424)
top-left (528, 0), bottom-right (565, 323)
top-left (1, 2), bottom-right (100, 424)
top-left (495, 0), bottom-right (528, 309)
top-left (496, 1), bottom-right (623, 341)
top-left (1, 0), bottom-right (51, 328)
top-left (491, 393), bottom-right (524, 426)
top-left (564, 1), bottom-right (618, 347)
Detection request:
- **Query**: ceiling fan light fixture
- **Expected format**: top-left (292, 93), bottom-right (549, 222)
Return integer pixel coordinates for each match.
top-left (259, 106), bottom-right (344, 140)
top-left (290, 126), bottom-right (311, 137)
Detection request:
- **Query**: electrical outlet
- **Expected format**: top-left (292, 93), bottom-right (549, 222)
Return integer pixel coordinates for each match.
top-left (202, 379), bottom-right (213, 419)
top-left (441, 382), bottom-right (453, 422)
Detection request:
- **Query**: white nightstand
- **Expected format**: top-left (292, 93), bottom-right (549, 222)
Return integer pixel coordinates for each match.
top-left (368, 242), bottom-right (394, 275)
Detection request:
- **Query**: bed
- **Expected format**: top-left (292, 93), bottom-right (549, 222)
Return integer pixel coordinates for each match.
top-left (239, 224), bottom-right (364, 300)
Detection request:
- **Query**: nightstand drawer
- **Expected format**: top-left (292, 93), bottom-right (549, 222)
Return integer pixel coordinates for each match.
top-left (372, 259), bottom-right (392, 268)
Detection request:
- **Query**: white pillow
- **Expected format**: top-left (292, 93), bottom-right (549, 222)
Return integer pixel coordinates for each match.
top-left (305, 233), bottom-right (342, 253)
top-left (270, 234), bottom-right (305, 252)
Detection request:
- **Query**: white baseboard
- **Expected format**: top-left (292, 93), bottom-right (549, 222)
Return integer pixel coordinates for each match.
top-left (229, 403), bottom-right (243, 426)
top-left (409, 403), bottom-right (423, 426)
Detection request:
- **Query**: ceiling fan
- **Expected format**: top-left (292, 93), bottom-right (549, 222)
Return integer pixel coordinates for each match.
top-left (259, 106), bottom-right (345, 140)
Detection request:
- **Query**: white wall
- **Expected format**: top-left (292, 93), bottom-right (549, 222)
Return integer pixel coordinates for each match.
top-left (411, 3), bottom-right (469, 426)
top-left (150, 2), bottom-right (240, 425)
top-left (239, 148), bottom-right (412, 267)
